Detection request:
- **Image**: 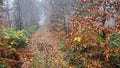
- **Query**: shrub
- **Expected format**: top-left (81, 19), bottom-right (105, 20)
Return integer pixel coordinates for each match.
top-left (0, 26), bottom-right (28, 67)
top-left (65, 24), bottom-right (120, 67)
top-left (0, 0), bottom-right (3, 4)
top-left (24, 25), bottom-right (39, 37)
top-left (0, 64), bottom-right (5, 68)
top-left (62, 0), bottom-right (120, 68)
top-left (0, 27), bottom-right (28, 49)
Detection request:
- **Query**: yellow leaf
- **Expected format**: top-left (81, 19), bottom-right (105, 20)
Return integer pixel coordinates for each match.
top-left (74, 37), bottom-right (81, 42)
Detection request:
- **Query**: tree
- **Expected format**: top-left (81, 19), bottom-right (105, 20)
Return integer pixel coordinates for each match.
top-left (14, 0), bottom-right (42, 30)
top-left (46, 0), bottom-right (74, 35)
top-left (0, 0), bottom-right (12, 26)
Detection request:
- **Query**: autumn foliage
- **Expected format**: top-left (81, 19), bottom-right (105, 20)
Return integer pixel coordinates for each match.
top-left (63, 0), bottom-right (120, 68)
top-left (0, 24), bottom-right (33, 68)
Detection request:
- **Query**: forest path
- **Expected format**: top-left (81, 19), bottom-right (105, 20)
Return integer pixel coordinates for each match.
top-left (29, 27), bottom-right (67, 68)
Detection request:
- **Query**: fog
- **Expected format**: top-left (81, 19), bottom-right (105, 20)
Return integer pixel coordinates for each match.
top-left (1, 0), bottom-right (74, 29)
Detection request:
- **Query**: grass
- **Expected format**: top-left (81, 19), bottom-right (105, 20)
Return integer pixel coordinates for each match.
top-left (31, 45), bottom-right (43, 68)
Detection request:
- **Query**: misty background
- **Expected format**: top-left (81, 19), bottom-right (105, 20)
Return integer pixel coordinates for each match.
top-left (1, 0), bottom-right (74, 30)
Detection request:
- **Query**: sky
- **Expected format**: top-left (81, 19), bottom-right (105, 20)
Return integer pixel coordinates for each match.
top-left (39, 0), bottom-right (42, 2)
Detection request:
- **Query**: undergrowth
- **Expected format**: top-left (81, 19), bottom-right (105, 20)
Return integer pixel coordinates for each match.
top-left (0, 25), bottom-right (28, 67)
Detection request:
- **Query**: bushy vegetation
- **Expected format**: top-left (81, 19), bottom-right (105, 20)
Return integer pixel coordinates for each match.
top-left (0, 22), bottom-right (39, 68)
top-left (0, 0), bottom-right (3, 4)
top-left (59, 0), bottom-right (120, 68)
top-left (0, 24), bottom-right (29, 67)
top-left (64, 24), bottom-right (120, 68)
top-left (0, 27), bottom-right (28, 49)
top-left (24, 25), bottom-right (39, 37)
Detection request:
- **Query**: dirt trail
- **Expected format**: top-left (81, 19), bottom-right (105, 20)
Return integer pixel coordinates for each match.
top-left (29, 28), bottom-right (67, 68)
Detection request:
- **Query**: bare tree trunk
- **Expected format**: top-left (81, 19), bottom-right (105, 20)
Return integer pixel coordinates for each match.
top-left (6, 0), bottom-right (11, 27)
top-left (15, 0), bottom-right (23, 30)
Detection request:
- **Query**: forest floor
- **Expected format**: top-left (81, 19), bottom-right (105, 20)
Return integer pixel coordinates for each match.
top-left (27, 27), bottom-right (68, 68)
